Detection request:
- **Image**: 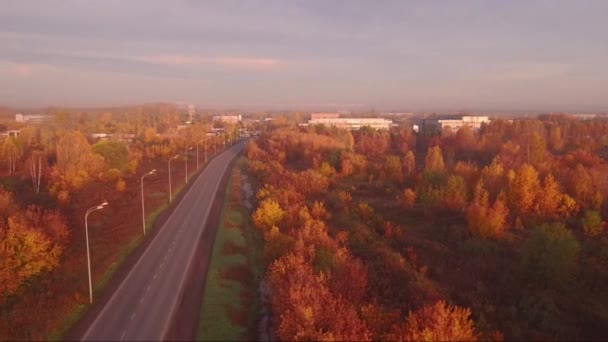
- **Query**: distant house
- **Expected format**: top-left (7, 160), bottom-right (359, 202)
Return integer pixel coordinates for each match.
top-left (212, 115), bottom-right (241, 124)
top-left (0, 129), bottom-right (21, 138)
top-left (15, 113), bottom-right (51, 123)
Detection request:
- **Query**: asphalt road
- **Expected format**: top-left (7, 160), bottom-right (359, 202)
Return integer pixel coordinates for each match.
top-left (82, 143), bottom-right (243, 341)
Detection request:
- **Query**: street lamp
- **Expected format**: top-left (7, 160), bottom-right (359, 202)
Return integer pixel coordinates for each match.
top-left (84, 201), bottom-right (108, 304)
top-left (168, 155), bottom-right (179, 203)
top-left (141, 169), bottom-right (156, 236)
top-left (196, 142), bottom-right (200, 170)
top-left (204, 139), bottom-right (208, 164)
top-left (185, 146), bottom-right (193, 184)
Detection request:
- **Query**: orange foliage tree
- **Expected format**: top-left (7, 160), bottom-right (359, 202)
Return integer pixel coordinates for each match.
top-left (387, 300), bottom-right (479, 341)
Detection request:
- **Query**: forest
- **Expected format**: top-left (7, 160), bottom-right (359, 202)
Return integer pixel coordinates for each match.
top-left (246, 115), bottom-right (608, 340)
top-left (0, 104), bottom-right (239, 340)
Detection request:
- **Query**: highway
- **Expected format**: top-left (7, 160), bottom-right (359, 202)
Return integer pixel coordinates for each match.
top-left (82, 143), bottom-right (243, 341)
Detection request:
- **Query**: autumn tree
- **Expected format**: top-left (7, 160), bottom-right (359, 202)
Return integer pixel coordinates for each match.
top-left (252, 199), bottom-right (284, 231)
top-left (91, 140), bottom-right (130, 172)
top-left (521, 223), bottom-right (580, 288)
top-left (466, 181), bottom-right (509, 239)
top-left (425, 146), bottom-right (445, 173)
top-left (267, 252), bottom-right (371, 341)
top-left (442, 175), bottom-right (468, 211)
top-left (581, 210), bottom-right (604, 238)
top-left (49, 131), bottom-right (105, 202)
top-left (568, 164), bottom-right (594, 207)
top-left (25, 151), bottom-right (47, 194)
top-left (387, 300), bottom-right (479, 341)
top-left (532, 173), bottom-right (578, 220)
top-left (1, 138), bottom-right (21, 174)
top-left (549, 125), bottom-right (564, 152)
top-left (480, 158), bottom-right (505, 200)
top-left (507, 163), bottom-right (540, 217)
top-left (401, 188), bottom-right (417, 209)
top-left (0, 206), bottom-right (69, 300)
top-left (381, 155), bottom-right (404, 183)
top-left (455, 125), bottom-right (476, 151)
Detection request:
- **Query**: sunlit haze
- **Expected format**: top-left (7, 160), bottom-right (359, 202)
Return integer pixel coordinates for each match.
top-left (1, 0), bottom-right (608, 111)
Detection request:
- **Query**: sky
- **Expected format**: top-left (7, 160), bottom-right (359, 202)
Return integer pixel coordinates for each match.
top-left (1, 0), bottom-right (608, 112)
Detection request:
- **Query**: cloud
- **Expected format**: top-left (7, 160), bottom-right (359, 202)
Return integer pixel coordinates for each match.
top-left (8, 62), bottom-right (62, 79)
top-left (133, 54), bottom-right (282, 70)
top-left (14, 63), bottom-right (33, 78)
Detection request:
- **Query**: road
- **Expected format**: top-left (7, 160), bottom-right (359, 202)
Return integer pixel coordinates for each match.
top-left (82, 143), bottom-right (243, 341)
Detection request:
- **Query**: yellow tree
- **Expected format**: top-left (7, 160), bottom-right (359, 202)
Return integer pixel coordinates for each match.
top-left (50, 131), bottom-right (105, 201)
top-left (252, 199), bottom-right (285, 231)
top-left (0, 206), bottom-right (68, 300)
top-left (1, 138), bottom-right (21, 174)
top-left (381, 155), bottom-right (404, 183)
top-left (533, 173), bottom-right (578, 220)
top-left (466, 181), bottom-right (509, 239)
top-left (424, 146), bottom-right (445, 172)
top-left (507, 163), bottom-right (540, 217)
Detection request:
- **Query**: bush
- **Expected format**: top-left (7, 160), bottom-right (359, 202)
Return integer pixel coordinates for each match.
top-left (582, 210), bottom-right (604, 238)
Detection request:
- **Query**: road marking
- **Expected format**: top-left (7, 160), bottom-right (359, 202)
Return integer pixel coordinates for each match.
top-left (120, 330), bottom-right (127, 340)
top-left (81, 144), bottom-right (242, 341)
top-left (139, 297), bottom-right (145, 303)
top-left (153, 272), bottom-right (158, 280)
top-left (161, 144), bottom-right (242, 339)
top-left (130, 313), bottom-right (136, 321)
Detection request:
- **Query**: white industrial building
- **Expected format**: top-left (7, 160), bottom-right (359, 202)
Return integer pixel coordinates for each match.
top-left (307, 117), bottom-right (393, 130)
top-left (436, 115), bottom-right (490, 132)
top-left (15, 113), bottom-right (51, 123)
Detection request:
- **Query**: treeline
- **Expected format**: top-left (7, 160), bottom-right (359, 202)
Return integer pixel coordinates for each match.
top-left (245, 116), bottom-right (608, 340)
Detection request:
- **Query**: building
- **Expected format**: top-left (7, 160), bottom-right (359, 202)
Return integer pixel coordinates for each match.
top-left (307, 117), bottom-right (393, 130)
top-left (0, 130), bottom-right (21, 138)
top-left (434, 115), bottom-right (490, 132)
top-left (90, 133), bottom-right (136, 142)
top-left (15, 113), bottom-right (51, 123)
top-left (212, 115), bottom-right (241, 124)
top-left (310, 112), bottom-right (340, 120)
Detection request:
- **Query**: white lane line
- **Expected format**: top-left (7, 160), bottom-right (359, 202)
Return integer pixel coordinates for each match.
top-left (130, 313), bottom-right (136, 321)
top-left (120, 329), bottom-right (127, 340)
top-left (161, 144), bottom-right (242, 339)
top-left (153, 272), bottom-right (158, 280)
top-left (82, 146), bottom-right (239, 341)
top-left (139, 297), bottom-right (145, 303)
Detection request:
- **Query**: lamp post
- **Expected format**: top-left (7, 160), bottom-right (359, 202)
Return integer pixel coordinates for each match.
top-left (204, 139), bottom-right (208, 164)
top-left (196, 142), bottom-right (200, 170)
top-left (85, 201), bottom-right (108, 304)
top-left (168, 155), bottom-right (179, 203)
top-left (185, 146), bottom-right (193, 183)
top-left (141, 169), bottom-right (156, 235)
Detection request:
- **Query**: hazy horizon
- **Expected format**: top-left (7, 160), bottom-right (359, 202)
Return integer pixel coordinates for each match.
top-left (2, 1), bottom-right (608, 112)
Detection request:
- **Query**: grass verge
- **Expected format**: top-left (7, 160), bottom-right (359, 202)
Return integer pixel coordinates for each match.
top-left (197, 158), bottom-right (261, 341)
